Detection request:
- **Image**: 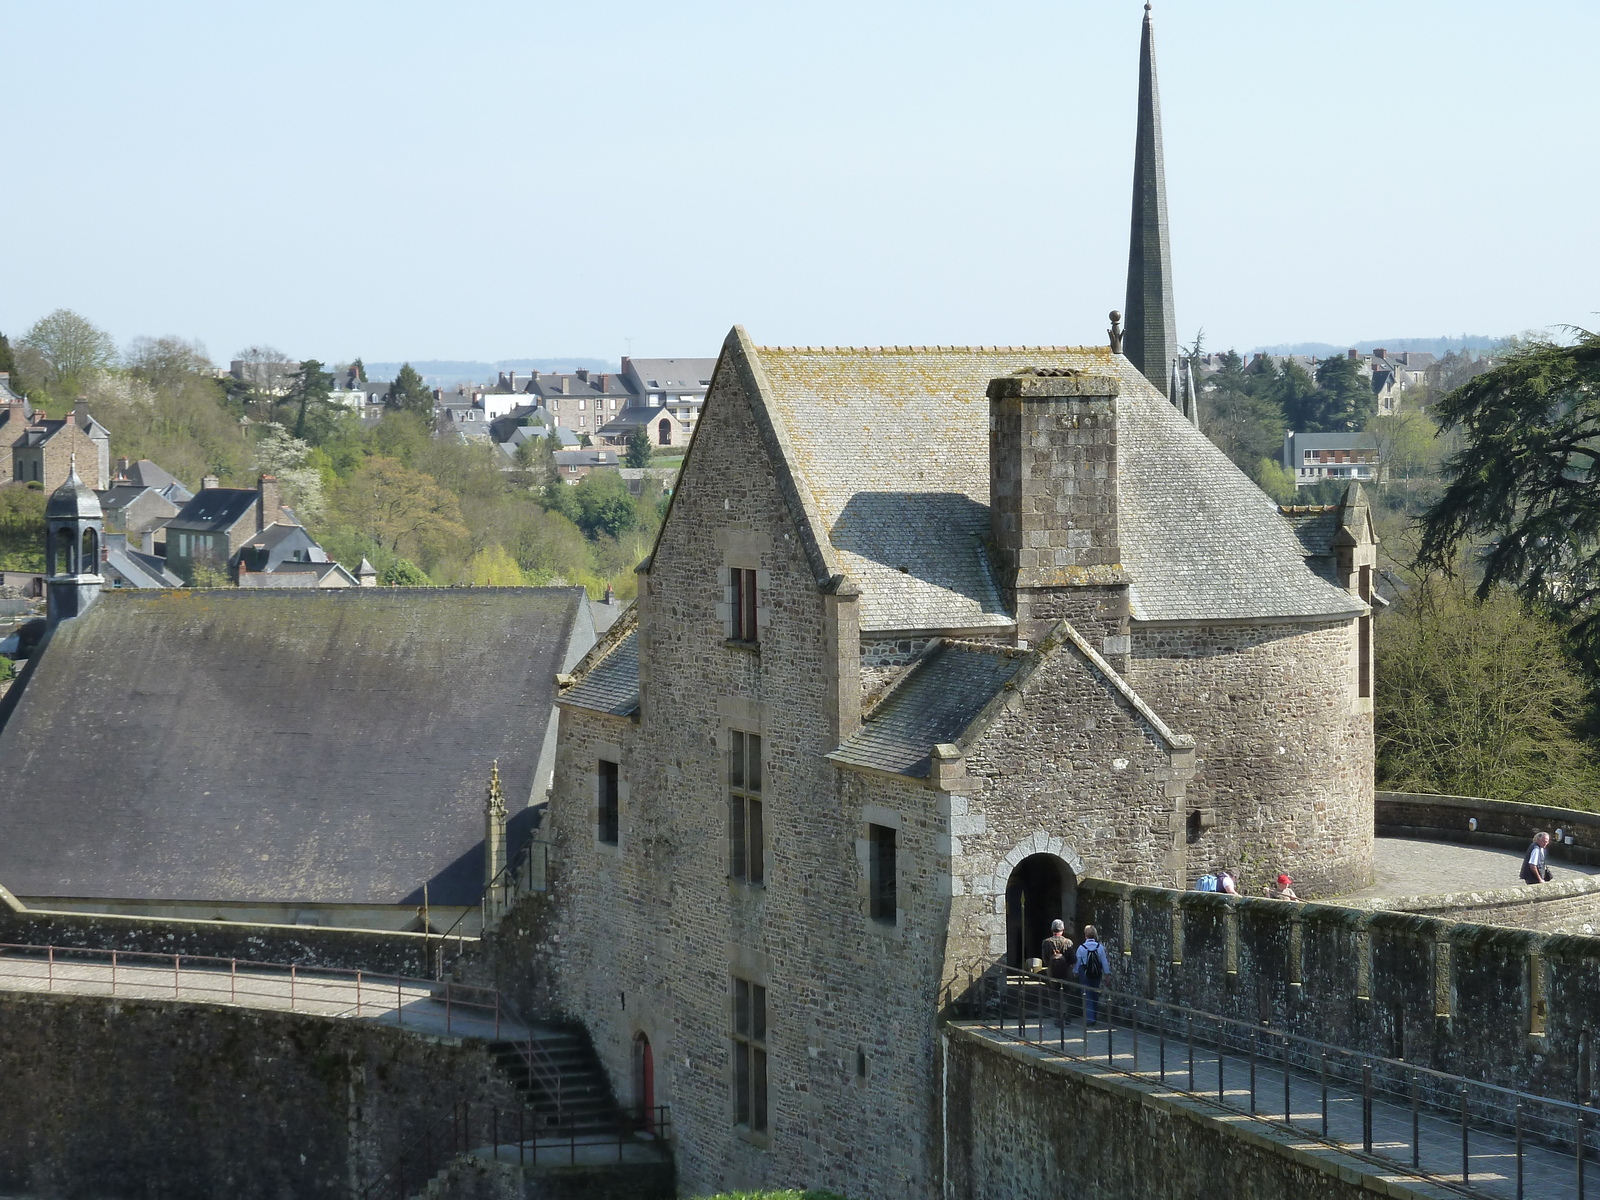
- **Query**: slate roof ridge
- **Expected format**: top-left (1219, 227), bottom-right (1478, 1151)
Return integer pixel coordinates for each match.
top-left (953, 618), bottom-right (1192, 757)
top-left (559, 600), bottom-right (638, 689)
top-left (644, 326), bottom-right (842, 590)
top-left (756, 344), bottom-right (1111, 355)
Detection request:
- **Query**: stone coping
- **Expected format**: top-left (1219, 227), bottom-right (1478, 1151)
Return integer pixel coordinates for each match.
top-left (946, 1024), bottom-right (1463, 1200)
top-left (1378, 790), bottom-right (1600, 866)
top-left (1343, 871), bottom-right (1600, 916)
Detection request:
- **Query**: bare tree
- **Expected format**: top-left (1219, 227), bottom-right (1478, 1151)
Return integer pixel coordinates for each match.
top-left (125, 335), bottom-right (212, 394)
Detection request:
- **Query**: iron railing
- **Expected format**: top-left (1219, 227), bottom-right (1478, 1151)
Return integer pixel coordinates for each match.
top-left (432, 838), bottom-right (550, 973)
top-left (358, 1100), bottom-right (670, 1200)
top-left (979, 967), bottom-right (1595, 1199)
top-left (0, 942), bottom-right (504, 1037)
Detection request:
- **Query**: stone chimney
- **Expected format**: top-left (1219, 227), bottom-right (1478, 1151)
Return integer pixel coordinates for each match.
top-left (257, 473), bottom-right (282, 531)
top-left (117, 456), bottom-right (131, 481)
top-left (202, 473), bottom-right (220, 491)
top-left (987, 368), bottom-right (1129, 653)
top-left (1347, 348), bottom-right (1359, 361)
top-left (1373, 348), bottom-right (1387, 360)
top-left (576, 369), bottom-right (590, 383)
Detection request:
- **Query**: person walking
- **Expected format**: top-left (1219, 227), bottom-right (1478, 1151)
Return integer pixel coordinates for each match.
top-left (1522, 832), bottom-right (1554, 885)
top-left (1075, 925), bottom-right (1110, 1025)
top-left (1041, 919), bottom-right (1074, 980)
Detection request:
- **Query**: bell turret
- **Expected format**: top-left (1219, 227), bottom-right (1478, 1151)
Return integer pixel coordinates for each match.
top-left (45, 456), bottom-right (104, 626)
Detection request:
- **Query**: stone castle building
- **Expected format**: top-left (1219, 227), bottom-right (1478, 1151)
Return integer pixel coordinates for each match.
top-left (531, 8), bottom-right (1377, 1195)
top-left (543, 330), bottom-right (1376, 1196)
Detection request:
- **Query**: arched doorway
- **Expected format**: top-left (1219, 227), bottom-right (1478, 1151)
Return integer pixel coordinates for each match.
top-left (657, 418), bottom-right (672, 446)
top-left (1005, 853), bottom-right (1076, 968)
top-left (632, 1032), bottom-right (655, 1132)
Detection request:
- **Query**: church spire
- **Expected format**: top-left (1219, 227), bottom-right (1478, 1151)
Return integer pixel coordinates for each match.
top-left (1122, 1), bottom-right (1177, 389)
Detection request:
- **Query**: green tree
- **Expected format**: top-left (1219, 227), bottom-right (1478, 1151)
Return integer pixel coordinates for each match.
top-left (1416, 330), bottom-right (1600, 660)
top-left (0, 332), bottom-right (18, 390)
top-left (289, 358), bottom-right (335, 440)
top-left (1200, 350), bottom-right (1285, 482)
top-left (1272, 359), bottom-right (1320, 432)
top-left (1307, 355), bottom-right (1376, 432)
top-left (326, 456), bottom-right (470, 562)
top-left (351, 357), bottom-right (367, 383)
top-left (625, 424), bottom-right (653, 468)
top-left (385, 363), bottom-right (434, 419)
top-left (463, 543), bottom-right (526, 585)
top-left (1376, 576), bottom-right (1600, 806)
top-left (381, 557), bottom-right (431, 586)
top-left (572, 470), bottom-right (638, 539)
top-left (20, 308), bottom-right (117, 395)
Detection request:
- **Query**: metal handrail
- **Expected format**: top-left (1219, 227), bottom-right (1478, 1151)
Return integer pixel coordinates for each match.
top-left (357, 1100), bottom-right (670, 1200)
top-left (0, 941), bottom-right (502, 1037)
top-left (981, 966), bottom-right (1592, 1197)
top-left (433, 839), bottom-right (550, 973)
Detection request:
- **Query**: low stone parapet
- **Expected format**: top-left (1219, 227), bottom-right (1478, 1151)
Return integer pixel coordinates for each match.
top-left (1378, 789), bottom-right (1600, 866)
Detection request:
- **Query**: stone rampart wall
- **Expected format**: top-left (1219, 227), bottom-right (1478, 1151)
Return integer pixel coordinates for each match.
top-left (0, 888), bottom-right (443, 977)
top-left (1353, 875), bottom-right (1600, 935)
top-left (0, 991), bottom-right (516, 1200)
top-left (1377, 790), bottom-right (1600, 867)
top-left (944, 1026), bottom-right (1452, 1200)
top-left (1075, 878), bottom-right (1600, 1105)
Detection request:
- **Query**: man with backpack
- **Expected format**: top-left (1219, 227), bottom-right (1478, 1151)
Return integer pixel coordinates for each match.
top-left (1075, 925), bottom-right (1111, 1025)
top-left (1041, 919), bottom-right (1074, 980)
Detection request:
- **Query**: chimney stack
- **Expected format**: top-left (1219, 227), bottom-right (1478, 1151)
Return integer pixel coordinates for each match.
top-left (257, 473), bottom-right (282, 532)
top-left (576, 369), bottom-right (590, 383)
top-left (1347, 348), bottom-right (1358, 361)
top-left (987, 368), bottom-right (1129, 652)
top-left (202, 473), bottom-right (220, 491)
top-left (1373, 348), bottom-right (1386, 360)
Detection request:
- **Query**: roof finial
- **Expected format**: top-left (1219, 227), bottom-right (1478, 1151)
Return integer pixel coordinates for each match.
top-left (1108, 311), bottom-right (1124, 355)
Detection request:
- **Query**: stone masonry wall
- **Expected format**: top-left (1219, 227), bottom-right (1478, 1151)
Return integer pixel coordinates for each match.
top-left (944, 635), bottom-right (1187, 1000)
top-left (945, 1025), bottom-right (1447, 1200)
top-left (0, 895), bottom-right (439, 977)
top-left (0, 991), bottom-right (518, 1200)
top-left (1128, 619), bottom-right (1373, 896)
top-left (547, 363), bottom-right (945, 1200)
top-left (1075, 878), bottom-right (1600, 1105)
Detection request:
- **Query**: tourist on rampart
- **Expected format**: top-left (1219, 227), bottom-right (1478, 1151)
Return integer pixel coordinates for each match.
top-left (1217, 870), bottom-right (1239, 895)
top-left (1041, 919), bottom-right (1074, 980)
top-left (1521, 832), bottom-right (1554, 885)
top-left (1267, 874), bottom-right (1299, 901)
top-left (1075, 926), bottom-right (1110, 1025)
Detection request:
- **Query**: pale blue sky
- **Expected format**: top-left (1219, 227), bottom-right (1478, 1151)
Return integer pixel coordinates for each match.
top-left (2, 2), bottom-right (1594, 364)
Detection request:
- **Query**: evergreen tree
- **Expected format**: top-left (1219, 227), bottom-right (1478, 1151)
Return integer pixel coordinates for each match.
top-left (289, 358), bottom-right (335, 440)
top-left (381, 557), bottom-right (432, 586)
top-left (385, 363), bottom-right (434, 419)
top-left (625, 424), bottom-right (653, 468)
top-left (0, 333), bottom-right (16, 386)
top-left (1311, 355), bottom-right (1376, 431)
top-left (1274, 359), bottom-right (1322, 431)
top-left (351, 357), bottom-right (367, 383)
top-left (1201, 349), bottom-right (1285, 482)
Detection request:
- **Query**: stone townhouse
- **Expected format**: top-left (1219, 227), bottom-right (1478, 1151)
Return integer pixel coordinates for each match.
top-left (1, 396), bottom-right (110, 490)
top-left (545, 327), bottom-right (1376, 1198)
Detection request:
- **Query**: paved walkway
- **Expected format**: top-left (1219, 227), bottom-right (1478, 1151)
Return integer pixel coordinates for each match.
top-left (965, 1016), bottom-right (1595, 1198)
top-left (1333, 837), bottom-right (1600, 905)
top-left (0, 947), bottom-right (525, 1041)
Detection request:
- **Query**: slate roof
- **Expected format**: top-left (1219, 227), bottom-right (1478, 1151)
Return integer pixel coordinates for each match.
top-left (166, 487), bottom-right (260, 533)
top-left (97, 485), bottom-right (156, 515)
top-left (559, 627), bottom-right (639, 718)
top-left (103, 547), bottom-right (183, 589)
top-left (829, 641), bottom-right (1027, 777)
top-left (0, 587), bottom-right (586, 906)
top-left (116, 459), bottom-right (183, 493)
top-left (746, 341), bottom-right (1363, 628)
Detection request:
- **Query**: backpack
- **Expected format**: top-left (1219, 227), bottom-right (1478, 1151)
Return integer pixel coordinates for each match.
top-left (1195, 874), bottom-right (1219, 893)
top-left (1046, 937), bottom-right (1066, 963)
top-left (1079, 942), bottom-right (1105, 987)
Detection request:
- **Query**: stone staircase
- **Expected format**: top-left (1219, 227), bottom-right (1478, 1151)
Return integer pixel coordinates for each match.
top-left (487, 1023), bottom-right (623, 1134)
